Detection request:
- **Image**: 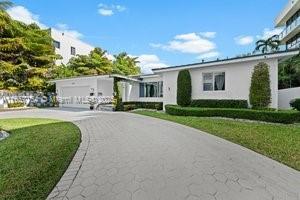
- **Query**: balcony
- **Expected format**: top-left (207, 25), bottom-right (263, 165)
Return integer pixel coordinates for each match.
top-left (279, 16), bottom-right (300, 43)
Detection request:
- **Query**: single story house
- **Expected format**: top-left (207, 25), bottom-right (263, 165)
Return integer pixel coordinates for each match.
top-left (50, 50), bottom-right (299, 109)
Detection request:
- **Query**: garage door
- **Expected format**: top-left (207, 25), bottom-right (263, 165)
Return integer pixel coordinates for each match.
top-left (61, 86), bottom-right (90, 108)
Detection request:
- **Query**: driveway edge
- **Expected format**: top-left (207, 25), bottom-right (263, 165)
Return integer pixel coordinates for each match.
top-left (47, 121), bottom-right (90, 200)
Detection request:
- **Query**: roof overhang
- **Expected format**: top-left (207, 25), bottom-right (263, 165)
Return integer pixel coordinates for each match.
top-left (152, 50), bottom-right (299, 73)
top-left (275, 0), bottom-right (300, 27)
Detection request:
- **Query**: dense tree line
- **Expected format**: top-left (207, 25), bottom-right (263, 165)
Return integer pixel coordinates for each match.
top-left (0, 1), bottom-right (140, 92)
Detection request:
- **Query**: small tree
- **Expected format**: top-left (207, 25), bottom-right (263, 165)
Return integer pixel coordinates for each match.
top-left (113, 78), bottom-right (123, 111)
top-left (249, 62), bottom-right (271, 108)
top-left (177, 69), bottom-right (192, 106)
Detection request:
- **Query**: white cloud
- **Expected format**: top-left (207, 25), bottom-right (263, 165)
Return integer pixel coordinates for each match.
top-left (200, 32), bottom-right (216, 38)
top-left (259, 28), bottom-right (283, 39)
top-left (197, 51), bottom-right (220, 60)
top-left (235, 35), bottom-right (254, 45)
top-left (152, 32), bottom-right (216, 55)
top-left (135, 54), bottom-right (168, 74)
top-left (98, 8), bottom-right (114, 16)
top-left (98, 3), bottom-right (126, 16)
top-left (7, 6), bottom-right (47, 28)
top-left (54, 23), bottom-right (83, 39)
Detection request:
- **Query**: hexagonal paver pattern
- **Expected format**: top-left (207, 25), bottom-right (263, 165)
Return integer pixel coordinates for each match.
top-left (1, 109), bottom-right (299, 200)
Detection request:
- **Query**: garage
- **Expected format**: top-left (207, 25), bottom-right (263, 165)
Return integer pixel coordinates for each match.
top-left (60, 86), bottom-right (90, 108)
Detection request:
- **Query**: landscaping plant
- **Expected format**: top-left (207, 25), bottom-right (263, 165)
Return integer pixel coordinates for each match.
top-left (249, 62), bottom-right (271, 109)
top-left (177, 69), bottom-right (192, 106)
top-left (290, 98), bottom-right (300, 111)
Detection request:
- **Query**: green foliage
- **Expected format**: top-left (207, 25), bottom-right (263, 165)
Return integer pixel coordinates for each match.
top-left (0, 118), bottom-right (80, 199)
top-left (254, 35), bottom-right (280, 54)
top-left (190, 99), bottom-right (248, 109)
top-left (177, 70), bottom-right (191, 106)
top-left (165, 105), bottom-right (300, 124)
top-left (113, 78), bottom-right (123, 111)
top-left (112, 52), bottom-right (140, 75)
top-left (0, 10), bottom-right (57, 91)
top-left (278, 55), bottom-right (300, 89)
top-left (290, 99), bottom-right (300, 111)
top-left (249, 62), bottom-right (271, 109)
top-left (0, 0), bottom-right (13, 11)
top-left (123, 102), bottom-right (163, 111)
top-left (67, 47), bottom-right (113, 75)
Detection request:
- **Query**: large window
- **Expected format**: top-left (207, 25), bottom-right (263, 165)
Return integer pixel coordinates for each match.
top-left (139, 82), bottom-right (163, 98)
top-left (53, 40), bottom-right (60, 49)
top-left (203, 72), bottom-right (225, 91)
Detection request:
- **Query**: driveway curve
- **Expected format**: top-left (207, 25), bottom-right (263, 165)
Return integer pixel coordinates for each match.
top-left (0, 109), bottom-right (299, 200)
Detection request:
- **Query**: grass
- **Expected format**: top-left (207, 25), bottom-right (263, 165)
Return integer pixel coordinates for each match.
top-left (0, 118), bottom-right (81, 200)
top-left (133, 110), bottom-right (300, 171)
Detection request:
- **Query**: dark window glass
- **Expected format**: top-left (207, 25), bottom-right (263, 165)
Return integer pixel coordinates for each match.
top-left (139, 81), bottom-right (163, 98)
top-left (53, 40), bottom-right (60, 49)
top-left (71, 47), bottom-right (76, 55)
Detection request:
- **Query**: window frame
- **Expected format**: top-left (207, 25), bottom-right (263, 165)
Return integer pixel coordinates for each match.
top-left (202, 71), bottom-right (226, 92)
top-left (139, 81), bottom-right (163, 98)
top-left (53, 40), bottom-right (60, 49)
top-left (71, 46), bottom-right (76, 55)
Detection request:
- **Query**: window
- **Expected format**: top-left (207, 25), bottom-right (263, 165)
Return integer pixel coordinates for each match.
top-left (53, 40), bottom-right (60, 49)
top-left (71, 47), bottom-right (76, 55)
top-left (203, 73), bottom-right (213, 91)
top-left (139, 82), bottom-right (163, 98)
top-left (203, 72), bottom-right (225, 91)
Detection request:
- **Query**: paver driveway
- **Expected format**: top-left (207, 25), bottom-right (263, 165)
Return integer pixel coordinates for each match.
top-left (0, 108), bottom-right (299, 200)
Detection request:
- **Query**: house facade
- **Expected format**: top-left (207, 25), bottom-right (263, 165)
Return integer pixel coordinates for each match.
top-left (51, 29), bottom-right (94, 65)
top-left (51, 50), bottom-right (299, 109)
top-left (276, 0), bottom-right (300, 49)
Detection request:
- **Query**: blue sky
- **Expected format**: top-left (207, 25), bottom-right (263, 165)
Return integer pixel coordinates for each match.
top-left (8, 0), bottom-right (287, 73)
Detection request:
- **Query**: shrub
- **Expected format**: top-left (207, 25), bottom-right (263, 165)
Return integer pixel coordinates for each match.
top-left (165, 105), bottom-right (300, 124)
top-left (190, 99), bottom-right (248, 109)
top-left (113, 78), bottom-right (123, 111)
top-left (8, 102), bottom-right (24, 108)
top-left (123, 102), bottom-right (163, 111)
top-left (290, 99), bottom-right (300, 111)
top-left (177, 70), bottom-right (192, 106)
top-left (249, 62), bottom-right (271, 108)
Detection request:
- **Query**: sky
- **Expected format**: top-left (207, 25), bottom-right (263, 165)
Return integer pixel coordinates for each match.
top-left (7, 0), bottom-right (287, 74)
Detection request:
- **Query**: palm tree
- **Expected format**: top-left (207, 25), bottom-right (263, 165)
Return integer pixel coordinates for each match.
top-left (0, 0), bottom-right (13, 10)
top-left (254, 35), bottom-right (280, 54)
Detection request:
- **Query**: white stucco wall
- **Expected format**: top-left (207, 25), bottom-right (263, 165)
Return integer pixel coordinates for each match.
top-left (97, 79), bottom-right (113, 97)
top-left (51, 29), bottom-right (94, 65)
top-left (278, 87), bottom-right (300, 109)
top-left (161, 58), bottom-right (279, 108)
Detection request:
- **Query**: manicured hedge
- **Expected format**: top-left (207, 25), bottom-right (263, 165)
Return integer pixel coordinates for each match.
top-left (290, 99), bottom-right (300, 111)
top-left (177, 70), bottom-right (192, 106)
top-left (190, 99), bottom-right (248, 109)
top-left (123, 102), bottom-right (163, 111)
top-left (165, 105), bottom-right (300, 124)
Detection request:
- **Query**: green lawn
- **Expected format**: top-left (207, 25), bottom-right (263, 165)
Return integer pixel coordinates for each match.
top-left (0, 118), bottom-right (81, 200)
top-left (133, 110), bottom-right (300, 171)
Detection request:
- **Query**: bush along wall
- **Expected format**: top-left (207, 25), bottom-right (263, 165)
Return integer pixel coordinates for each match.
top-left (249, 62), bottom-right (271, 109)
top-left (165, 105), bottom-right (300, 124)
top-left (123, 102), bottom-right (163, 111)
top-left (190, 99), bottom-right (248, 109)
top-left (177, 69), bottom-right (192, 106)
top-left (290, 99), bottom-right (300, 111)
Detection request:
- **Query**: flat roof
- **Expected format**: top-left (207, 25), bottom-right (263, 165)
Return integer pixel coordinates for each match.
top-left (275, 0), bottom-right (300, 27)
top-left (152, 49), bottom-right (299, 73)
top-left (49, 74), bottom-right (141, 83)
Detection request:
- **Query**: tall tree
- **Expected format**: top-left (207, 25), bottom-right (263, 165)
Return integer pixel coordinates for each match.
top-left (0, 10), bottom-right (57, 91)
top-left (112, 52), bottom-right (140, 75)
top-left (0, 0), bottom-right (13, 10)
top-left (278, 55), bottom-right (300, 89)
top-left (254, 35), bottom-right (280, 54)
top-left (67, 47), bottom-right (112, 75)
